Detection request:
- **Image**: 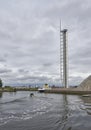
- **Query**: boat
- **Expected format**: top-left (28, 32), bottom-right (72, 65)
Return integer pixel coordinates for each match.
top-left (38, 88), bottom-right (45, 92)
top-left (38, 84), bottom-right (51, 92)
top-left (82, 94), bottom-right (91, 97)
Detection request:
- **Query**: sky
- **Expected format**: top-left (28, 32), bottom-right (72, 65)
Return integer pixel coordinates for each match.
top-left (0, 0), bottom-right (91, 86)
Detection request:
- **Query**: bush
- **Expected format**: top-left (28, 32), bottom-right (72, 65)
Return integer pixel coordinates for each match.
top-left (0, 79), bottom-right (3, 88)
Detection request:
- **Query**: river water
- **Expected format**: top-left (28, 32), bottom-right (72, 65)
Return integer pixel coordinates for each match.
top-left (0, 91), bottom-right (91, 130)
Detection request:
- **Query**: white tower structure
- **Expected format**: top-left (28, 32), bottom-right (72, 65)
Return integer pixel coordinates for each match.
top-left (60, 27), bottom-right (68, 88)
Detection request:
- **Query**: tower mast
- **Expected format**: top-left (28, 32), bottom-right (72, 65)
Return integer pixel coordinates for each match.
top-left (60, 24), bottom-right (68, 88)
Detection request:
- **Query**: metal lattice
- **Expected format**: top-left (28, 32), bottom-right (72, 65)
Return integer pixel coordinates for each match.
top-left (60, 28), bottom-right (68, 88)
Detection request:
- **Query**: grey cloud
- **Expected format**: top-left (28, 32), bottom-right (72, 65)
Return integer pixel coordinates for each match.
top-left (18, 69), bottom-right (29, 74)
top-left (0, 68), bottom-right (12, 74)
top-left (69, 76), bottom-right (83, 85)
top-left (69, 42), bottom-right (91, 74)
top-left (0, 0), bottom-right (91, 86)
top-left (14, 75), bottom-right (53, 85)
top-left (0, 57), bottom-right (6, 62)
top-left (43, 63), bottom-right (53, 67)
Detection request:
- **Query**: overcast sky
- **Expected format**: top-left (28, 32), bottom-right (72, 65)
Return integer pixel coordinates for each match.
top-left (0, 0), bottom-right (91, 86)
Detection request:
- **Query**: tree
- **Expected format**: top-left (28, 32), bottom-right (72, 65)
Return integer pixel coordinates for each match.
top-left (0, 79), bottom-right (3, 88)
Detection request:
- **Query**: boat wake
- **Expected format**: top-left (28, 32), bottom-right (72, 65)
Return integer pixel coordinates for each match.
top-left (0, 94), bottom-right (52, 126)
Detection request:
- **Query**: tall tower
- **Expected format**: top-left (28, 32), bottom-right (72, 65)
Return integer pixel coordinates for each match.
top-left (60, 27), bottom-right (68, 88)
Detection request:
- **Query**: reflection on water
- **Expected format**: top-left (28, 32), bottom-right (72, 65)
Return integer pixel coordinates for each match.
top-left (56, 95), bottom-right (68, 130)
top-left (81, 96), bottom-right (91, 103)
top-left (81, 96), bottom-right (91, 116)
top-left (0, 92), bottom-right (3, 98)
top-left (0, 92), bottom-right (91, 130)
top-left (61, 95), bottom-right (70, 130)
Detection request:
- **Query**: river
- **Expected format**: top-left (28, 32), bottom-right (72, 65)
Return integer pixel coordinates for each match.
top-left (0, 91), bottom-right (91, 130)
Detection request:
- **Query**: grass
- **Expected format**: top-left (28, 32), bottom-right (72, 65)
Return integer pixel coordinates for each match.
top-left (0, 86), bottom-right (38, 92)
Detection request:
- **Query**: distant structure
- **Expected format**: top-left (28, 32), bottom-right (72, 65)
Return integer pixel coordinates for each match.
top-left (78, 75), bottom-right (91, 90)
top-left (60, 25), bottom-right (68, 88)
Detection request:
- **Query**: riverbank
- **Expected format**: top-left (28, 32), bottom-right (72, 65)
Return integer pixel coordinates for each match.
top-left (44, 88), bottom-right (91, 95)
top-left (1, 87), bottom-right (91, 95)
top-left (0, 87), bottom-right (38, 92)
